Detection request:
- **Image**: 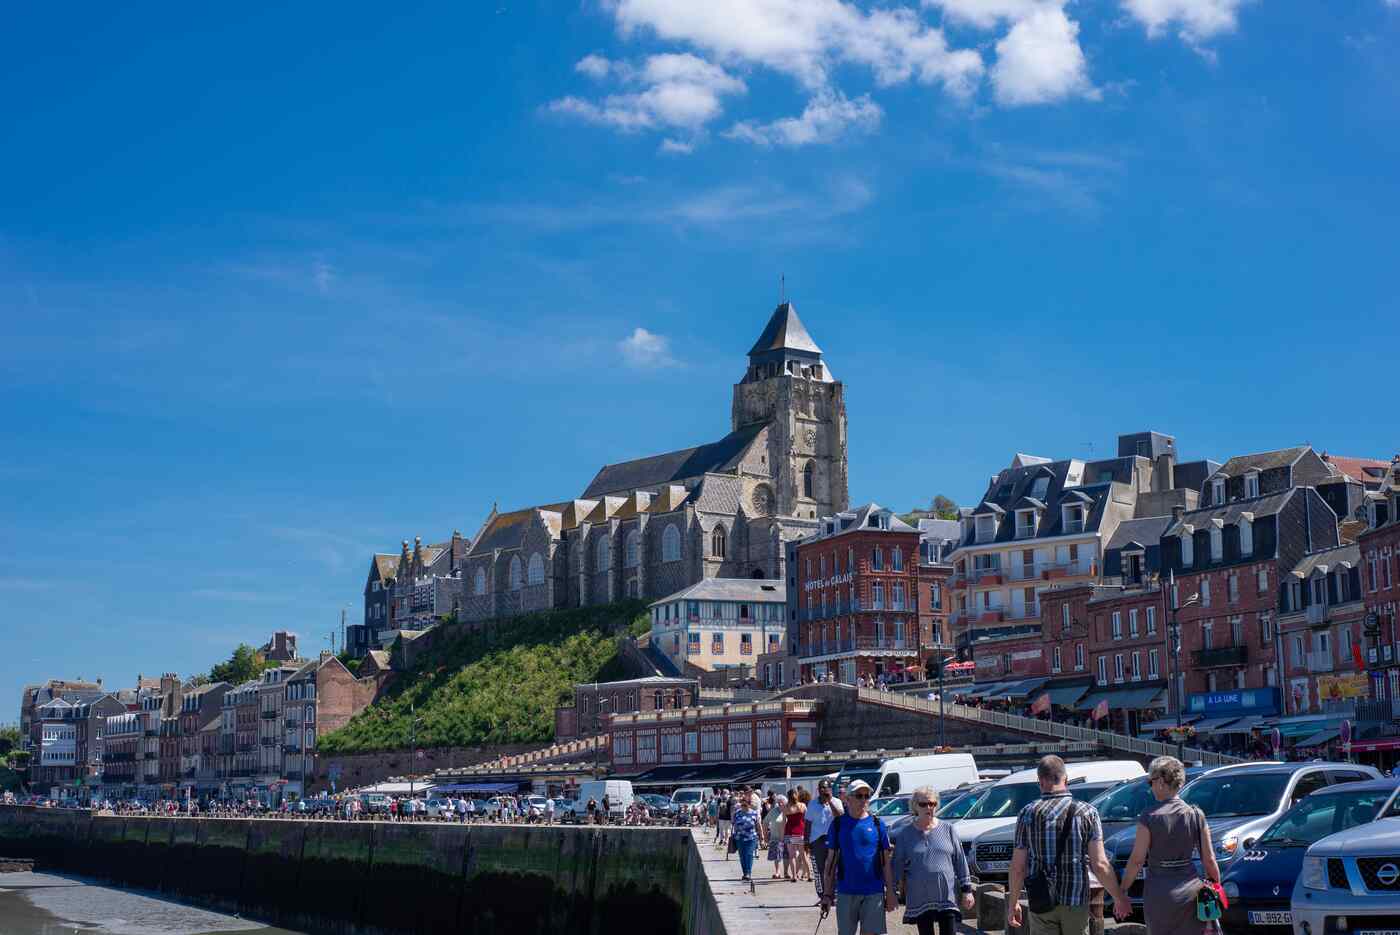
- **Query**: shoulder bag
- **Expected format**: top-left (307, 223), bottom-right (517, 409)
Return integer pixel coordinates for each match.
top-left (1026, 803), bottom-right (1077, 915)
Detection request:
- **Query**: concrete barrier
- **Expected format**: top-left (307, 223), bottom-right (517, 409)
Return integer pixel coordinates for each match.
top-left (0, 807), bottom-right (719, 935)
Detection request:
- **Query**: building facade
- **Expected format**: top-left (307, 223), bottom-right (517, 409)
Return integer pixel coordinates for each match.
top-left (282, 653), bottom-right (381, 798)
top-left (608, 698), bottom-right (822, 772)
top-left (649, 579), bottom-right (787, 674)
top-left (257, 665), bottom-right (300, 794)
top-left (556, 676), bottom-right (700, 741)
top-left (177, 682), bottom-right (229, 799)
top-left (1361, 459), bottom-right (1400, 703)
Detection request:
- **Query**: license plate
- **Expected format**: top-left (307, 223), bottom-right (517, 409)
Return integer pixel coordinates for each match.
top-left (982, 860), bottom-right (1009, 871)
top-left (1248, 911), bottom-right (1292, 925)
top-left (1357, 930), bottom-right (1400, 935)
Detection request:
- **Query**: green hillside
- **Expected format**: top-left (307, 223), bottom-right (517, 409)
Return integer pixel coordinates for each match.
top-left (317, 600), bottom-right (650, 755)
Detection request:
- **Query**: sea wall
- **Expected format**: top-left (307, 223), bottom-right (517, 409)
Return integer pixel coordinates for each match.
top-left (0, 807), bottom-right (723, 935)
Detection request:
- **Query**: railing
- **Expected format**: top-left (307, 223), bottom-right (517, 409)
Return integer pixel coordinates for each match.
top-left (1063, 520), bottom-right (1086, 534)
top-left (1306, 651), bottom-right (1334, 673)
top-left (284, 744), bottom-right (302, 754)
top-left (608, 698), bottom-right (821, 727)
top-left (260, 710), bottom-right (278, 719)
top-left (969, 566), bottom-right (1003, 584)
top-left (1193, 645), bottom-right (1247, 667)
top-left (849, 687), bottom-right (1245, 767)
top-left (798, 636), bottom-right (916, 657)
top-left (260, 738), bottom-right (277, 747)
top-left (285, 718), bottom-right (300, 729)
top-left (1306, 604), bottom-right (1326, 626)
top-left (1004, 603), bottom-right (1041, 621)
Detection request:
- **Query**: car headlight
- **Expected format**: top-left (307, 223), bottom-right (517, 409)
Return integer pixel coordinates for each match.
top-left (1301, 856), bottom-right (1328, 891)
top-left (1223, 881), bottom-right (1239, 899)
top-left (1216, 834), bottom-right (1239, 859)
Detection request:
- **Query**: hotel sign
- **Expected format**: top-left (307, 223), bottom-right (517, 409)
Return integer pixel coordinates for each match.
top-left (804, 572), bottom-right (854, 592)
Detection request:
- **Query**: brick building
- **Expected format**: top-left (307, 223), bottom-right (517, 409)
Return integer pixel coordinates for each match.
top-left (177, 682), bottom-right (229, 799)
top-left (789, 503), bottom-right (934, 684)
top-left (1277, 543), bottom-right (1368, 717)
top-left (556, 676), bottom-right (699, 741)
top-left (608, 698), bottom-right (821, 772)
top-left (257, 664), bottom-right (301, 795)
top-left (1360, 459), bottom-right (1400, 703)
top-left (282, 652), bottom-right (382, 798)
top-left (100, 712), bottom-right (141, 797)
top-left (220, 680), bottom-right (260, 798)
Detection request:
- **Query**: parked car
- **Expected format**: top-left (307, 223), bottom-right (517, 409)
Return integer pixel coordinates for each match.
top-left (1220, 778), bottom-right (1399, 934)
top-left (522, 795), bottom-right (550, 819)
top-left (936, 782), bottom-right (994, 821)
top-left (425, 797), bottom-right (455, 819)
top-left (1108, 761), bottom-right (1380, 912)
top-left (638, 793), bottom-right (676, 820)
top-left (1293, 782), bottom-right (1400, 935)
top-left (834, 753), bottom-right (980, 800)
top-left (968, 778), bottom-right (1132, 882)
top-left (358, 793), bottom-right (391, 815)
top-left (869, 794), bottom-right (914, 833)
top-left (670, 787), bottom-right (711, 813)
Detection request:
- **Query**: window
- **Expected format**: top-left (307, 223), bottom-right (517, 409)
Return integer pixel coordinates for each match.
top-left (872, 581), bottom-right (884, 610)
top-left (711, 633), bottom-right (724, 654)
top-left (740, 633), bottom-right (753, 655)
top-left (1343, 629), bottom-right (1353, 658)
top-left (1385, 553), bottom-right (1394, 590)
top-left (1201, 578), bottom-right (1211, 608)
top-left (1129, 609), bottom-right (1139, 638)
top-left (1148, 649), bottom-right (1160, 678)
top-left (1210, 526), bottom-right (1223, 561)
top-left (1180, 533), bottom-right (1194, 567)
top-left (1112, 612), bottom-right (1123, 640)
top-left (1146, 606), bottom-right (1157, 635)
top-left (1062, 603), bottom-right (1071, 632)
top-left (803, 462), bottom-right (815, 498)
top-left (1369, 555), bottom-right (1380, 592)
top-left (1231, 616), bottom-right (1243, 647)
top-left (1076, 643), bottom-right (1085, 670)
top-left (624, 531), bottom-right (639, 568)
top-left (872, 548), bottom-right (884, 571)
top-left (1245, 472), bottom-right (1260, 498)
top-left (656, 524), bottom-right (680, 563)
top-left (1261, 612), bottom-right (1273, 644)
top-left (687, 633), bottom-right (700, 655)
top-left (1052, 646), bottom-right (1062, 672)
top-left (892, 547), bottom-right (903, 572)
top-left (596, 535), bottom-right (611, 571)
top-left (1240, 520), bottom-right (1254, 556)
top-left (527, 552), bottom-right (545, 586)
top-left (711, 525), bottom-right (727, 559)
top-left (508, 555), bottom-right (522, 591)
top-left (1212, 478), bottom-right (1226, 504)
top-left (371, 581), bottom-right (380, 593)
top-left (976, 515), bottom-right (997, 543)
top-left (474, 567), bottom-right (486, 595)
top-left (1203, 620), bottom-right (1214, 648)
top-left (727, 723), bottom-right (753, 760)
top-left (1293, 635), bottom-right (1305, 665)
top-left (930, 583), bottom-right (942, 610)
top-left (1131, 651), bottom-right (1142, 680)
top-left (892, 582), bottom-right (906, 610)
top-left (1114, 654), bottom-right (1125, 682)
top-left (1258, 567), bottom-right (1269, 595)
top-left (1312, 577), bottom-right (1327, 607)
top-left (1318, 631), bottom-right (1330, 654)
top-left (1016, 509), bottom-right (1036, 538)
top-left (1229, 573), bottom-right (1239, 604)
top-left (1097, 655), bottom-right (1108, 685)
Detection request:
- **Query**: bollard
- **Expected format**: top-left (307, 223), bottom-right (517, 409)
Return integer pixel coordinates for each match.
top-left (978, 889), bottom-right (1007, 931)
top-left (973, 882), bottom-right (1003, 927)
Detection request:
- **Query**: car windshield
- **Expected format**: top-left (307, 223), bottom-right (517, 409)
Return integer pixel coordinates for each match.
top-left (870, 797), bottom-right (911, 817)
top-left (836, 770), bottom-right (882, 796)
top-left (1071, 785), bottom-right (1116, 803)
top-left (1257, 788), bottom-right (1395, 846)
top-left (938, 789), bottom-right (987, 819)
top-left (1093, 779), bottom-right (1154, 821)
top-left (1181, 772), bottom-right (1291, 818)
top-left (673, 791), bottom-right (703, 804)
top-left (963, 783), bottom-right (1041, 820)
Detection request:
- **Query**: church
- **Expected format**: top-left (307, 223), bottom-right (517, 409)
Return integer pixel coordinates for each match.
top-left (453, 301), bottom-right (850, 622)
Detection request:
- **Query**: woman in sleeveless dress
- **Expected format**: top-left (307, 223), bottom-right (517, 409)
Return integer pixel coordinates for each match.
top-left (1119, 756), bottom-right (1221, 935)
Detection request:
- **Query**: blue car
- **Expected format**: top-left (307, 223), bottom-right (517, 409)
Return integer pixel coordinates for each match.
top-left (1220, 778), bottom-right (1400, 934)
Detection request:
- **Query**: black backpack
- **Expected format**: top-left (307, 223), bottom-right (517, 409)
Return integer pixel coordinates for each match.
top-left (828, 813), bottom-right (888, 887)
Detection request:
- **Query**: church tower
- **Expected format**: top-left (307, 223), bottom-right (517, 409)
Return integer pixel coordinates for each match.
top-left (732, 302), bottom-right (849, 520)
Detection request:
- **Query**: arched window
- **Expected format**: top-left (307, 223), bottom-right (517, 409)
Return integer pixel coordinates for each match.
top-left (711, 525), bottom-right (727, 559)
top-left (509, 555), bottom-right (522, 591)
top-left (473, 567), bottom-right (486, 595)
top-left (527, 552), bottom-right (545, 586)
top-left (596, 534), bottom-right (611, 571)
top-left (662, 524), bottom-right (681, 562)
top-left (803, 462), bottom-right (815, 498)
top-left (624, 530), bottom-right (639, 568)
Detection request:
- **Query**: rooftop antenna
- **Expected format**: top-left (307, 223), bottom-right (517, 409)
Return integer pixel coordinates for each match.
top-left (1084, 442), bottom-right (1095, 457)
top-left (780, 273), bottom-right (785, 305)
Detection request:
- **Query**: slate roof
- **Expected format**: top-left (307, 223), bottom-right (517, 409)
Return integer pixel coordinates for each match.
top-left (959, 456), bottom-right (1126, 547)
top-left (693, 474), bottom-right (744, 515)
top-left (1105, 516), bottom-right (1175, 553)
top-left (372, 554), bottom-right (399, 581)
top-left (582, 423), bottom-right (764, 499)
top-left (1166, 488), bottom-right (1297, 534)
top-left (470, 502), bottom-right (571, 555)
top-left (651, 578), bottom-right (786, 606)
top-left (747, 302), bottom-right (822, 356)
top-left (1214, 446), bottom-right (1310, 477)
top-left (1173, 459), bottom-right (1220, 494)
top-left (1290, 542), bottom-right (1361, 578)
top-left (918, 518), bottom-right (961, 540)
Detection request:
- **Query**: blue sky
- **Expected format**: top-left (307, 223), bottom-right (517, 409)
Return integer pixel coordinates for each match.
top-left (2, 1), bottom-right (1397, 707)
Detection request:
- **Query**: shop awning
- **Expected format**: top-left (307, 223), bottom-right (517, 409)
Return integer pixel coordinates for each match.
top-left (1076, 686), bottom-right (1166, 711)
top-left (1044, 683), bottom-right (1092, 707)
top-left (958, 682), bottom-right (1016, 700)
top-left (1138, 715), bottom-right (1202, 732)
top-left (1272, 717), bottom-right (1332, 739)
top-left (626, 763), bottom-right (772, 787)
top-left (1296, 730), bottom-right (1340, 748)
top-left (1351, 737), bottom-right (1400, 753)
top-left (1002, 677), bottom-right (1050, 699)
top-left (1192, 717), bottom-right (1243, 735)
top-left (434, 782), bottom-right (519, 794)
top-left (1216, 715), bottom-right (1269, 734)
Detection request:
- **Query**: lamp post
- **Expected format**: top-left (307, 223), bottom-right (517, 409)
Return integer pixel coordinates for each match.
top-left (935, 654), bottom-right (954, 748)
top-left (407, 704), bottom-right (424, 800)
top-left (592, 698), bottom-right (612, 779)
top-left (1167, 572), bottom-right (1200, 759)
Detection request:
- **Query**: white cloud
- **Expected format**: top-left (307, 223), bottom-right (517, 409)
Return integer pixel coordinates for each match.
top-left (312, 259), bottom-right (335, 294)
top-left (608, 0), bottom-right (984, 95)
top-left (992, 5), bottom-right (1098, 106)
top-left (925, 0), bottom-right (1048, 30)
top-left (576, 53), bottom-right (614, 79)
top-left (726, 90), bottom-right (883, 146)
top-left (618, 327), bottom-right (679, 368)
top-left (1119, 0), bottom-right (1252, 45)
top-left (548, 52), bottom-right (746, 136)
top-left (659, 138), bottom-right (695, 154)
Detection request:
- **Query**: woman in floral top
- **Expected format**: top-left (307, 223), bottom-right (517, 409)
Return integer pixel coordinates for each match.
top-left (731, 786), bottom-right (767, 883)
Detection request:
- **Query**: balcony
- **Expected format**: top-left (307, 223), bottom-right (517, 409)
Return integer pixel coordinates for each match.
top-left (260, 710), bottom-right (278, 720)
top-left (969, 567), bottom-right (1003, 586)
top-left (1306, 604), bottom-right (1326, 626)
top-left (284, 744), bottom-right (302, 754)
top-left (261, 738), bottom-right (277, 747)
top-left (1043, 558), bottom-right (1095, 581)
top-left (1004, 603), bottom-right (1040, 621)
top-left (978, 610), bottom-right (1005, 624)
top-left (1193, 645), bottom-right (1248, 668)
top-left (284, 718), bottom-right (300, 730)
top-left (144, 729), bottom-right (158, 738)
top-left (797, 635), bottom-right (917, 657)
top-left (1306, 651), bottom-right (1335, 673)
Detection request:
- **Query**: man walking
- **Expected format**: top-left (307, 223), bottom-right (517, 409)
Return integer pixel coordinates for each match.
top-left (1006, 756), bottom-right (1129, 935)
top-left (821, 779), bottom-right (893, 935)
top-left (807, 779), bottom-right (844, 904)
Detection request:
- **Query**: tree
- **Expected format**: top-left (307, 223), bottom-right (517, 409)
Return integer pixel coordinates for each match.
top-left (209, 644), bottom-right (275, 684)
top-left (931, 495), bottom-right (959, 520)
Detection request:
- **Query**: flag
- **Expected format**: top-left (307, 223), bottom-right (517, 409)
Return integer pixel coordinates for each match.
top-left (1031, 693), bottom-right (1051, 716)
top-left (1354, 641), bottom-right (1367, 671)
top-left (1093, 699), bottom-right (1110, 722)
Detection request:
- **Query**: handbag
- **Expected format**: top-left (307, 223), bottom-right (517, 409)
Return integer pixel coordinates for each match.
top-left (1196, 880), bottom-right (1227, 922)
top-left (1026, 803), bottom-right (1077, 915)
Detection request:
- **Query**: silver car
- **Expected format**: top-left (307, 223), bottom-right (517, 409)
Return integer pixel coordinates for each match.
top-left (1293, 799), bottom-right (1400, 935)
top-left (968, 780), bottom-right (1128, 882)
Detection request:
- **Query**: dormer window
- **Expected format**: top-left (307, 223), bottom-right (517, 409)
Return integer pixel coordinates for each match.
top-left (1015, 509), bottom-right (1037, 539)
top-left (1244, 472), bottom-right (1260, 499)
top-left (975, 515), bottom-right (997, 544)
top-left (1209, 524), bottom-right (1223, 562)
top-left (1211, 478), bottom-right (1226, 505)
top-left (1062, 504), bottom-right (1086, 534)
top-left (1179, 531), bottom-right (1194, 566)
top-left (1239, 518), bottom-right (1253, 556)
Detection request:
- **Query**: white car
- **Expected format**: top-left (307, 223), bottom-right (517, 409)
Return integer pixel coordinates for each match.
top-left (425, 798), bottom-right (455, 819)
top-left (523, 795), bottom-right (550, 818)
top-left (481, 796), bottom-right (512, 820)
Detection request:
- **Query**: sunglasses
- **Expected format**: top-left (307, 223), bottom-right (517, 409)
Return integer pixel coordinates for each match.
top-left (915, 801), bottom-right (937, 809)
top-left (852, 791), bottom-right (871, 799)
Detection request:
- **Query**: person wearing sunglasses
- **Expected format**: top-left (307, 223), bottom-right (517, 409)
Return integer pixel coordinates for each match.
top-left (821, 779), bottom-right (895, 935)
top-left (891, 787), bottom-right (974, 935)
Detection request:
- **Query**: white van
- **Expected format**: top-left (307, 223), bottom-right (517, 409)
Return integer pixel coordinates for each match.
top-left (761, 773), bottom-right (839, 799)
top-left (571, 779), bottom-right (634, 822)
top-left (952, 760), bottom-right (1145, 859)
top-left (670, 787), bottom-right (712, 810)
top-left (835, 753), bottom-right (980, 800)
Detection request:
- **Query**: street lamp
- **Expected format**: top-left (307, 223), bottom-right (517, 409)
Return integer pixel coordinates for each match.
top-left (934, 654), bottom-right (955, 748)
top-left (592, 697), bottom-right (612, 779)
top-left (1167, 572), bottom-right (1200, 758)
top-left (408, 704), bottom-right (425, 800)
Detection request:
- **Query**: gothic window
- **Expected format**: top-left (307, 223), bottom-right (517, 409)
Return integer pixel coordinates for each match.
top-left (473, 567), bottom-right (486, 595)
top-left (527, 552), bottom-right (545, 586)
top-left (711, 525), bottom-right (727, 559)
top-left (624, 530), bottom-right (639, 568)
top-left (803, 462), bottom-right (815, 499)
top-left (509, 556), bottom-right (522, 591)
top-left (596, 535), bottom-right (611, 572)
top-left (662, 524), bottom-right (681, 562)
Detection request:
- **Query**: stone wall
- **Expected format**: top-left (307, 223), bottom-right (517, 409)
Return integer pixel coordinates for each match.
top-left (782, 683), bottom-right (1028, 751)
top-left (317, 744), bottom-right (541, 792)
top-left (0, 806), bottom-right (720, 935)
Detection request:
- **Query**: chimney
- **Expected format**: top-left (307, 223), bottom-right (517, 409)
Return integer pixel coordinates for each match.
top-left (320, 650), bottom-right (333, 663)
top-left (1171, 505), bottom-right (1185, 523)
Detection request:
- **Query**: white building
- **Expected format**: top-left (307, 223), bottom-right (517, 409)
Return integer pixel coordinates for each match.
top-left (650, 578), bottom-right (787, 672)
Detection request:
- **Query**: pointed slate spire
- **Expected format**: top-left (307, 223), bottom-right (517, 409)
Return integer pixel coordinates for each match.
top-left (748, 302), bottom-right (823, 357)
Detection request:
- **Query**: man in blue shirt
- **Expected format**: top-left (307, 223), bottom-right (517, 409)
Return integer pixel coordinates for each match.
top-left (821, 780), bottom-right (894, 935)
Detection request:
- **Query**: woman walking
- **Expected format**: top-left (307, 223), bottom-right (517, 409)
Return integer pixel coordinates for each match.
top-left (731, 786), bottom-right (766, 884)
top-left (764, 792), bottom-right (789, 878)
top-left (784, 786), bottom-right (810, 882)
top-left (1119, 756), bottom-right (1221, 935)
top-left (892, 786), bottom-right (975, 935)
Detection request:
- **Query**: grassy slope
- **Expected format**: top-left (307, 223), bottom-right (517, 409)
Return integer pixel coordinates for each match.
top-left (318, 600), bottom-right (650, 755)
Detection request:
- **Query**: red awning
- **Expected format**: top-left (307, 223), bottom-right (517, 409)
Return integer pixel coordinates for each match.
top-left (1350, 738), bottom-right (1400, 752)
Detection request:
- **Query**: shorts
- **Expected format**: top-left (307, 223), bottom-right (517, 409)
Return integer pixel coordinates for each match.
top-left (1027, 903), bottom-right (1091, 935)
top-left (767, 839), bottom-right (785, 862)
top-left (785, 835), bottom-right (805, 850)
top-left (836, 892), bottom-right (888, 935)
top-left (718, 819), bottom-right (731, 835)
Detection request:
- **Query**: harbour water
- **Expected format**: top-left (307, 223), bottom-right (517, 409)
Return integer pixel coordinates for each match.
top-left (0, 873), bottom-right (306, 935)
